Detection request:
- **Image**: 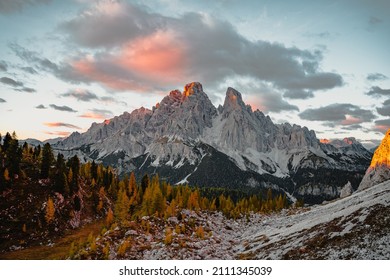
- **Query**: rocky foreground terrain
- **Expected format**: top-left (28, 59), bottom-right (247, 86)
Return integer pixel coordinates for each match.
top-left (68, 180), bottom-right (389, 260)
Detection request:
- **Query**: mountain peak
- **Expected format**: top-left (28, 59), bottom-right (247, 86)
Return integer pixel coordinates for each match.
top-left (359, 129), bottom-right (390, 191)
top-left (368, 130), bottom-right (390, 169)
top-left (223, 87), bottom-right (246, 113)
top-left (320, 138), bottom-right (330, 144)
top-left (329, 137), bottom-right (359, 148)
top-left (183, 82), bottom-right (203, 97)
top-left (226, 86), bottom-right (242, 98)
top-left (343, 137), bottom-right (357, 145)
top-left (134, 106), bottom-right (150, 113)
top-left (169, 89), bottom-right (181, 96)
top-left (166, 82), bottom-right (204, 103)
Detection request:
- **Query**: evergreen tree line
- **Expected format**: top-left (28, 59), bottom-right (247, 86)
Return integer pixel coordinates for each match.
top-left (111, 173), bottom-right (289, 224)
top-left (0, 131), bottom-right (290, 226)
top-left (0, 132), bottom-right (115, 196)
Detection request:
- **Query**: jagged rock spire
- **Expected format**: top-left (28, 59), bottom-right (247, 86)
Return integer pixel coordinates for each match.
top-left (222, 87), bottom-right (247, 114)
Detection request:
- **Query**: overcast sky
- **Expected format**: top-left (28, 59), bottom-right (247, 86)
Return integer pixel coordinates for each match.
top-left (0, 0), bottom-right (389, 148)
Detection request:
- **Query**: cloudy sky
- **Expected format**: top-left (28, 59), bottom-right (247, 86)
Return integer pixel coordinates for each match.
top-left (0, 0), bottom-right (389, 148)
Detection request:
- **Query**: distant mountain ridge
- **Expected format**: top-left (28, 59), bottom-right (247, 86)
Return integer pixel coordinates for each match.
top-left (35, 82), bottom-right (372, 203)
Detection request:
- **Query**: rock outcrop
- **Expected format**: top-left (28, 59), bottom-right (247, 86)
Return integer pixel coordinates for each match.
top-left (340, 181), bottom-right (353, 198)
top-left (359, 129), bottom-right (390, 191)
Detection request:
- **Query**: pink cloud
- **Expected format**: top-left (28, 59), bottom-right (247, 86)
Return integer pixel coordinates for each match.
top-left (44, 122), bottom-right (81, 129)
top-left (246, 96), bottom-right (265, 112)
top-left (79, 108), bottom-right (112, 120)
top-left (44, 131), bottom-right (71, 137)
top-left (79, 112), bottom-right (106, 119)
top-left (72, 59), bottom-right (146, 91)
top-left (116, 30), bottom-right (187, 83)
top-left (71, 30), bottom-right (188, 92)
top-left (341, 115), bottom-right (362, 125)
top-left (375, 125), bottom-right (390, 134)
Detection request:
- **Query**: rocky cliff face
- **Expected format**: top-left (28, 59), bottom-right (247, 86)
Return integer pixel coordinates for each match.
top-left (146, 82), bottom-right (217, 140)
top-left (51, 82), bottom-right (372, 204)
top-left (359, 130), bottom-right (390, 191)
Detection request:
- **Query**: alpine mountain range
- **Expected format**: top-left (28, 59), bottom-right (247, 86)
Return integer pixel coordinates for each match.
top-left (37, 82), bottom-right (373, 204)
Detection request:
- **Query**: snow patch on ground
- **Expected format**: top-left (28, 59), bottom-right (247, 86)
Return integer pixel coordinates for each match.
top-left (238, 180), bottom-right (390, 259)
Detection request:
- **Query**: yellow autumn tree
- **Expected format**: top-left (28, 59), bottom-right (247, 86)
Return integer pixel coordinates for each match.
top-left (165, 183), bottom-right (173, 201)
top-left (187, 189), bottom-right (200, 210)
top-left (209, 198), bottom-right (217, 211)
top-left (164, 227), bottom-right (173, 245)
top-left (175, 224), bottom-right (181, 234)
top-left (45, 197), bottom-right (55, 224)
top-left (164, 198), bottom-right (177, 219)
top-left (115, 184), bottom-right (130, 222)
top-left (200, 197), bottom-right (209, 210)
top-left (83, 161), bottom-right (91, 179)
top-left (140, 174), bottom-right (165, 217)
top-left (128, 172), bottom-right (136, 196)
top-left (4, 168), bottom-right (10, 181)
top-left (117, 240), bottom-right (131, 257)
top-left (196, 225), bottom-right (205, 239)
top-left (106, 208), bottom-right (114, 227)
top-left (275, 194), bottom-right (284, 211)
top-left (90, 178), bottom-right (96, 189)
top-left (140, 182), bottom-right (153, 216)
top-left (151, 183), bottom-right (165, 216)
top-left (88, 233), bottom-right (97, 254)
top-left (95, 187), bottom-right (105, 213)
top-left (174, 187), bottom-right (184, 208)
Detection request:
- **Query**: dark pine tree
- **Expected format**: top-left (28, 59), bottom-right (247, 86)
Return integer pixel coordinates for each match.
top-left (2, 132), bottom-right (12, 153)
top-left (22, 142), bottom-right (28, 151)
top-left (53, 153), bottom-right (68, 194)
top-left (103, 169), bottom-right (110, 188)
top-left (33, 145), bottom-right (41, 160)
top-left (91, 160), bottom-right (98, 180)
top-left (5, 134), bottom-right (22, 177)
top-left (141, 174), bottom-right (150, 193)
top-left (74, 196), bottom-right (81, 211)
top-left (55, 153), bottom-right (66, 171)
top-left (40, 143), bottom-right (53, 179)
top-left (68, 155), bottom-right (80, 194)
